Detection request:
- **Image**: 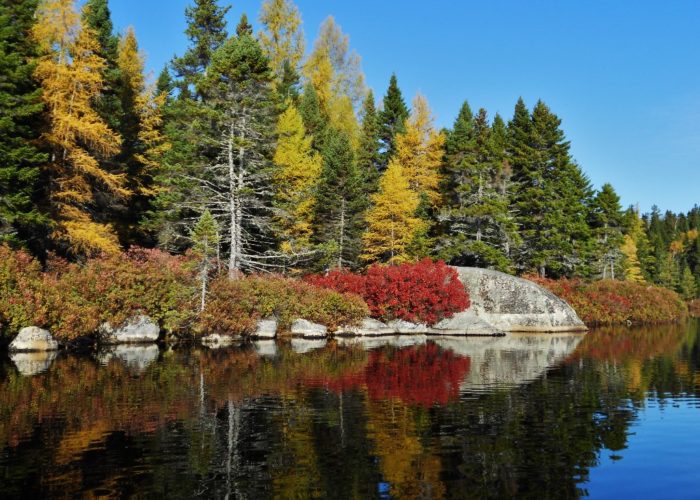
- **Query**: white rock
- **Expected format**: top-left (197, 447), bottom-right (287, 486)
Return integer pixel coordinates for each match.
top-left (336, 318), bottom-right (394, 336)
top-left (9, 326), bottom-right (59, 352)
top-left (201, 333), bottom-right (236, 347)
top-left (99, 315), bottom-right (160, 344)
top-left (10, 351), bottom-right (57, 376)
top-left (430, 312), bottom-right (503, 336)
top-left (387, 319), bottom-right (428, 334)
top-left (290, 319), bottom-right (327, 338)
top-left (253, 317), bottom-right (277, 338)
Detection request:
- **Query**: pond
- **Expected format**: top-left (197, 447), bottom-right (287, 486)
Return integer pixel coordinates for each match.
top-left (1, 321), bottom-right (699, 498)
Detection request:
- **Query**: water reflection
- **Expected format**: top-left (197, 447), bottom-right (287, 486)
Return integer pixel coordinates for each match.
top-left (0, 321), bottom-right (698, 498)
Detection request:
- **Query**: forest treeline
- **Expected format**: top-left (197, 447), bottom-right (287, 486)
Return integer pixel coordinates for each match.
top-left (1, 0), bottom-right (698, 299)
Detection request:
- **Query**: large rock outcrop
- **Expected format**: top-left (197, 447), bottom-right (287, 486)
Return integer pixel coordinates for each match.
top-left (453, 267), bottom-right (587, 332)
top-left (99, 315), bottom-right (160, 344)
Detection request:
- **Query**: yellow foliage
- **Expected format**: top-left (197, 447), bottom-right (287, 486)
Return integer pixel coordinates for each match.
top-left (273, 102), bottom-right (322, 250)
top-left (393, 93), bottom-right (445, 205)
top-left (361, 162), bottom-right (423, 264)
top-left (258, 0), bottom-right (305, 81)
top-left (33, 0), bottom-right (126, 255)
top-left (621, 234), bottom-right (645, 283)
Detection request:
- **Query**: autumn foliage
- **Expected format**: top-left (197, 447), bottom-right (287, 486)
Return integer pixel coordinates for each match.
top-left (305, 259), bottom-right (470, 325)
top-left (527, 276), bottom-right (688, 326)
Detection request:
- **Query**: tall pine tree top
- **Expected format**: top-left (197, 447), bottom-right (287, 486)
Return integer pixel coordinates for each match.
top-left (378, 73), bottom-right (409, 168)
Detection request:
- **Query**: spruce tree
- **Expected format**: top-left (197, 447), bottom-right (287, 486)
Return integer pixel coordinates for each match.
top-left (298, 82), bottom-right (328, 150)
top-left (171, 0), bottom-right (230, 98)
top-left (356, 91), bottom-right (381, 195)
top-left (589, 183), bottom-right (624, 279)
top-left (0, 0), bottom-right (47, 246)
top-left (314, 127), bottom-right (364, 269)
top-left (378, 73), bottom-right (409, 169)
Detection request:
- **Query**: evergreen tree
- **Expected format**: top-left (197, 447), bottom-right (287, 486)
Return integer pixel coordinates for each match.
top-left (356, 91), bottom-right (381, 194)
top-left (171, 0), bottom-right (230, 98)
top-left (276, 59), bottom-right (301, 102)
top-left (680, 266), bottom-right (698, 300)
top-left (33, 0), bottom-right (127, 255)
top-left (438, 108), bottom-right (518, 271)
top-left (509, 99), bottom-right (591, 277)
top-left (192, 209), bottom-right (219, 311)
top-left (589, 183), bottom-right (624, 279)
top-left (298, 82), bottom-right (328, 150)
top-left (0, 0), bottom-right (47, 246)
top-left (272, 102), bottom-right (322, 252)
top-left (235, 13), bottom-right (253, 37)
top-left (82, 0), bottom-right (122, 132)
top-left (378, 73), bottom-right (409, 169)
top-left (314, 128), bottom-right (364, 269)
top-left (362, 162), bottom-right (422, 264)
top-left (195, 24), bottom-right (279, 276)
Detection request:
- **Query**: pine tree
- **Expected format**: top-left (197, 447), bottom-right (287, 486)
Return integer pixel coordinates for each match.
top-left (438, 107), bottom-right (518, 271)
top-left (362, 162), bottom-right (422, 264)
top-left (0, 0), bottom-right (47, 245)
top-left (356, 91), bottom-right (381, 194)
top-left (33, 0), bottom-right (127, 255)
top-left (378, 73), bottom-right (409, 169)
top-left (590, 183), bottom-right (624, 279)
top-left (276, 59), bottom-right (301, 103)
top-left (235, 13), bottom-right (253, 37)
top-left (258, 0), bottom-right (305, 83)
top-left (171, 0), bottom-right (230, 98)
top-left (298, 82), bottom-right (328, 150)
top-left (192, 209), bottom-right (219, 311)
top-left (272, 102), bottom-right (322, 252)
top-left (196, 25), bottom-right (278, 276)
top-left (680, 266), bottom-right (697, 300)
top-left (314, 128), bottom-right (364, 269)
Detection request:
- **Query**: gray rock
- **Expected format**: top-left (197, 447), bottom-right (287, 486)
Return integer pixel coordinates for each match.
top-left (291, 338), bottom-right (327, 354)
top-left (290, 319), bottom-right (327, 338)
top-left (336, 318), bottom-right (395, 336)
top-left (98, 344), bottom-right (159, 372)
top-left (10, 351), bottom-right (57, 376)
top-left (201, 333), bottom-right (236, 347)
top-left (99, 315), bottom-right (160, 344)
top-left (253, 317), bottom-right (277, 338)
top-left (387, 319), bottom-right (428, 334)
top-left (453, 267), bottom-right (587, 332)
top-left (430, 312), bottom-right (504, 336)
top-left (9, 326), bottom-right (59, 352)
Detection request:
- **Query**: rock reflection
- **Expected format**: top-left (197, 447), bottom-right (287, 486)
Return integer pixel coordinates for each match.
top-left (97, 344), bottom-right (160, 372)
top-left (9, 350), bottom-right (57, 376)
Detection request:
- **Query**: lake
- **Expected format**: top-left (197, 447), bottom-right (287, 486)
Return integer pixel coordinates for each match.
top-left (1, 321), bottom-right (699, 498)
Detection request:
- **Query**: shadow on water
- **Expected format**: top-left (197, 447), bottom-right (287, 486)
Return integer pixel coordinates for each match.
top-left (0, 320), bottom-right (698, 498)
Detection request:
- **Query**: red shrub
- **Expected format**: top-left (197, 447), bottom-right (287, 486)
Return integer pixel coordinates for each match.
top-left (306, 259), bottom-right (470, 326)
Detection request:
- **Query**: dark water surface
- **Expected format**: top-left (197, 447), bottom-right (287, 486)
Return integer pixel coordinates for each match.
top-left (2, 321), bottom-right (700, 499)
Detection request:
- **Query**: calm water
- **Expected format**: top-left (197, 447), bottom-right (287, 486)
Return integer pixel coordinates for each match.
top-left (1, 321), bottom-right (700, 499)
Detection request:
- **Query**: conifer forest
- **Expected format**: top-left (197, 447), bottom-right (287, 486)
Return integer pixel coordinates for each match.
top-left (1, 0), bottom-right (699, 300)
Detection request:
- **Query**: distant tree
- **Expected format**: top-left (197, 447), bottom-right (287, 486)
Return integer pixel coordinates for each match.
top-left (377, 74), bottom-right (409, 169)
top-left (680, 266), bottom-right (698, 300)
top-left (356, 91), bottom-right (381, 194)
top-left (590, 183), bottom-right (624, 279)
top-left (258, 0), bottom-right (305, 82)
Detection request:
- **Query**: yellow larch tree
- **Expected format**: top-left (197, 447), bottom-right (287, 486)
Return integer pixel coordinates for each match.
top-left (393, 93), bottom-right (446, 206)
top-left (621, 234), bottom-right (645, 283)
top-left (33, 0), bottom-right (127, 255)
top-left (303, 16), bottom-right (365, 146)
top-left (361, 161), bottom-right (423, 264)
top-left (273, 102), bottom-right (322, 251)
top-left (258, 0), bottom-right (305, 82)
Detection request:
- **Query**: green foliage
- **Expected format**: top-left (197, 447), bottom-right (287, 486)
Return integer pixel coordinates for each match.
top-left (198, 275), bottom-right (368, 335)
top-left (356, 91), bottom-right (381, 194)
top-left (378, 73), bottom-right (409, 169)
top-left (0, 0), bottom-right (47, 245)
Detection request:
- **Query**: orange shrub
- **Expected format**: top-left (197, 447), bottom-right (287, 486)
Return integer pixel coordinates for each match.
top-left (527, 276), bottom-right (688, 326)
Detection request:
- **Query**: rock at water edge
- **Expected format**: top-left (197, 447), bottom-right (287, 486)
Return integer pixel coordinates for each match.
top-left (254, 317), bottom-right (277, 338)
top-left (336, 318), bottom-right (395, 336)
top-left (290, 319), bottom-right (327, 338)
top-left (201, 334), bottom-right (236, 348)
top-left (430, 312), bottom-right (503, 336)
top-left (9, 326), bottom-right (59, 352)
top-left (99, 315), bottom-right (160, 344)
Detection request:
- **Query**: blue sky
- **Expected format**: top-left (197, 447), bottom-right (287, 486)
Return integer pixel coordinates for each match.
top-left (109, 0), bottom-right (700, 214)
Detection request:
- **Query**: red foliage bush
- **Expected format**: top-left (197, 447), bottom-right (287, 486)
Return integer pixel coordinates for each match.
top-left (198, 275), bottom-right (369, 336)
top-left (305, 259), bottom-right (470, 326)
top-left (527, 276), bottom-right (688, 327)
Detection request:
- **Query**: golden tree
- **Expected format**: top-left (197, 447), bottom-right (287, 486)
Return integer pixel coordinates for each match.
top-left (361, 162), bottom-right (423, 263)
top-left (272, 102), bottom-right (322, 251)
top-left (393, 93), bottom-right (445, 205)
top-left (621, 234), bottom-right (645, 283)
top-left (258, 0), bottom-right (305, 81)
top-left (33, 0), bottom-right (126, 254)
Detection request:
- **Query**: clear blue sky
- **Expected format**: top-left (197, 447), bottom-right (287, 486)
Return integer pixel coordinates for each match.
top-left (108, 0), bottom-right (700, 214)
